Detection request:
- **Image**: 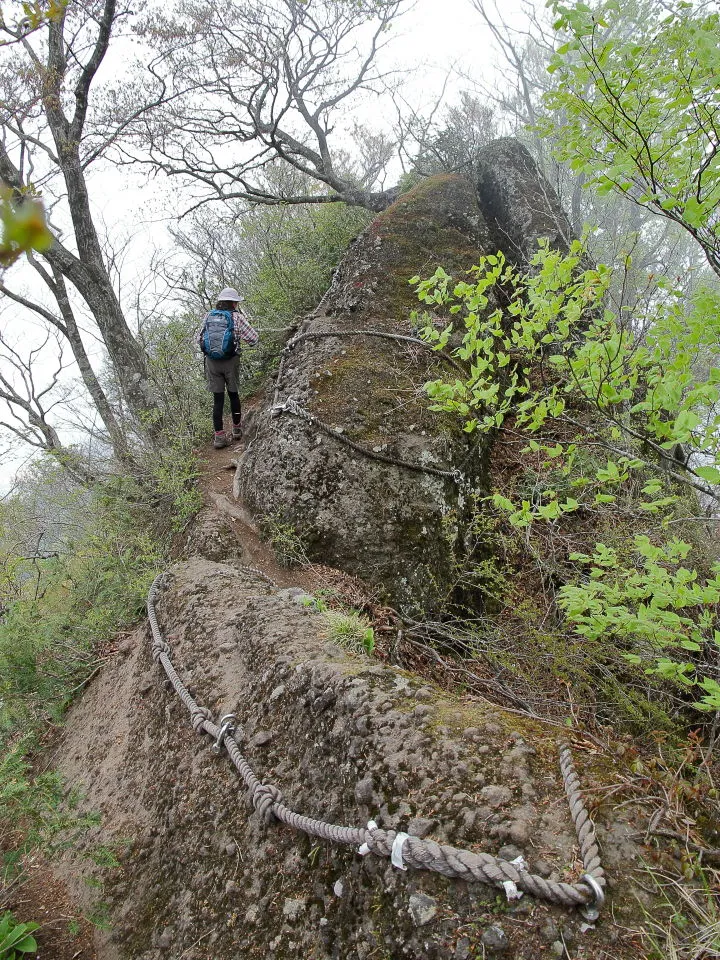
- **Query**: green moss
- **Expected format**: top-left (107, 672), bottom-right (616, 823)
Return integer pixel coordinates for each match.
top-left (309, 341), bottom-right (460, 444)
top-left (364, 174), bottom-right (488, 318)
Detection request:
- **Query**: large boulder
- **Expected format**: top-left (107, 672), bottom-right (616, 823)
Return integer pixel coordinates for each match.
top-left (238, 143), bottom-right (577, 613)
top-left (475, 138), bottom-right (576, 263)
top-left (238, 174), bottom-right (494, 614)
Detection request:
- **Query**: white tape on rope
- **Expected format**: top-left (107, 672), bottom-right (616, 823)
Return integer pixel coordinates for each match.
top-left (391, 832), bottom-right (410, 871)
top-left (503, 855), bottom-right (527, 900)
top-left (358, 820), bottom-right (378, 856)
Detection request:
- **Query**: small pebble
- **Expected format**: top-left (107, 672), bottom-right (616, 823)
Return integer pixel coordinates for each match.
top-left (408, 817), bottom-right (436, 838)
top-left (355, 776), bottom-right (375, 803)
top-left (541, 919), bottom-right (559, 942)
top-left (408, 893), bottom-right (438, 926)
top-left (250, 731), bottom-right (273, 747)
top-left (481, 924), bottom-right (509, 954)
top-left (454, 937), bottom-right (471, 959)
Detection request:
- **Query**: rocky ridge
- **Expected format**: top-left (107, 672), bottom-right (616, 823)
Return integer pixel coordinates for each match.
top-left (48, 140), bottom-right (658, 959)
top-left (53, 524), bottom-right (645, 960)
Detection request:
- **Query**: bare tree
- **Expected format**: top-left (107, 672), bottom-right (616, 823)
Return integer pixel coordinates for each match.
top-left (0, 322), bottom-right (97, 481)
top-left (0, 0), bottom-right (169, 442)
top-left (131, 0), bottom-right (408, 211)
top-left (403, 91), bottom-right (498, 177)
top-left (0, 257), bottom-right (130, 458)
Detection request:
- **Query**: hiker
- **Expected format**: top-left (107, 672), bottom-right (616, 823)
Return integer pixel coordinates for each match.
top-left (197, 287), bottom-right (259, 448)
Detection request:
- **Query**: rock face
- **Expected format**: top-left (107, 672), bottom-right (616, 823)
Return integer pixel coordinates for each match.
top-left (475, 138), bottom-right (575, 263)
top-left (52, 539), bottom-right (642, 960)
top-left (239, 174), bottom-right (493, 615)
top-left (238, 143), bottom-right (575, 612)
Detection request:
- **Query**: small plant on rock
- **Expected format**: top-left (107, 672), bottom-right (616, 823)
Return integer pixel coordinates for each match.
top-left (262, 513), bottom-right (309, 568)
top-left (321, 608), bottom-right (375, 656)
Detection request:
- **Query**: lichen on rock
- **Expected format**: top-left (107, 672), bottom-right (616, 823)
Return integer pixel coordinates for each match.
top-left (238, 174), bottom-right (496, 614)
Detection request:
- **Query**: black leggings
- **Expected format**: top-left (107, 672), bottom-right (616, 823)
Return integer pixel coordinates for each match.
top-left (213, 391), bottom-right (241, 432)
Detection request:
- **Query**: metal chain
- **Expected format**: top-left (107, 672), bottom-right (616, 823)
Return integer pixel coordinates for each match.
top-left (146, 575), bottom-right (605, 918)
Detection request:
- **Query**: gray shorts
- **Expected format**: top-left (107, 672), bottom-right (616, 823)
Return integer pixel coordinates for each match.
top-left (204, 356), bottom-right (240, 393)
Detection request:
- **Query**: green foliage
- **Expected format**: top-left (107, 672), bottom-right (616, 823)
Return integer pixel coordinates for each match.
top-left (0, 738), bottom-right (100, 880)
top-left (639, 861), bottom-right (720, 960)
top-left (0, 0), bottom-right (66, 48)
top-left (0, 522), bottom-right (159, 728)
top-left (0, 474), bottom-right (169, 731)
top-left (262, 513), bottom-right (309, 568)
top-left (300, 590), bottom-right (375, 655)
top-left (560, 537), bottom-right (720, 711)
top-left (142, 314), bottom-right (208, 440)
top-left (243, 201), bottom-right (372, 325)
top-left (542, 0), bottom-right (720, 276)
top-left (413, 241), bottom-right (720, 508)
top-left (413, 239), bottom-right (720, 719)
top-left (321, 607), bottom-right (375, 656)
top-left (0, 912), bottom-right (38, 958)
top-left (0, 460), bottom-right (176, 898)
top-left (0, 188), bottom-right (52, 268)
top-left (301, 593), bottom-right (329, 613)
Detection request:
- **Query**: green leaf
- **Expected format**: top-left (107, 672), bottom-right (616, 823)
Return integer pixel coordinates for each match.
top-left (696, 465), bottom-right (720, 484)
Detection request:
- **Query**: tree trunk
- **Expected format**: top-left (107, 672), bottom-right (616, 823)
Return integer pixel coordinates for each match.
top-left (45, 154), bottom-right (156, 421)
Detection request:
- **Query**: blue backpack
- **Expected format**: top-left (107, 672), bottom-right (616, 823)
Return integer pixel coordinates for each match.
top-left (201, 310), bottom-right (236, 360)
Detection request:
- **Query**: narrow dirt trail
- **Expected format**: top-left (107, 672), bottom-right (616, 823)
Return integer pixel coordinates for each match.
top-left (197, 437), bottom-right (300, 585)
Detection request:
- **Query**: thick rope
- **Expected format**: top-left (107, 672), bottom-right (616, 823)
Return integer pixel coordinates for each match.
top-left (560, 744), bottom-right (605, 884)
top-left (146, 575), bottom-right (606, 916)
top-left (272, 398), bottom-right (459, 482)
top-left (272, 324), bottom-right (463, 406)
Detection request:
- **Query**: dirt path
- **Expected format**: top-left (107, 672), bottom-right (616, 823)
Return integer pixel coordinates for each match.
top-left (4, 440), bottom-right (259, 960)
top-left (196, 437), bottom-right (318, 590)
top-left (4, 856), bottom-right (97, 960)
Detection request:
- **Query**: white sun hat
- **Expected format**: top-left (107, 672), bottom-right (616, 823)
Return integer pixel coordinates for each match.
top-left (217, 286), bottom-right (244, 302)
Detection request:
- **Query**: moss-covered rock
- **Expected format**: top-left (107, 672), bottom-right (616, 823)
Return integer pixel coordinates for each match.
top-left (238, 143), bottom-right (580, 614)
top-left (238, 174), bottom-right (495, 614)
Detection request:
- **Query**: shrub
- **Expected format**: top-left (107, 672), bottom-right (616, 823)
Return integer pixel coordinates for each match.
top-left (0, 911), bottom-right (39, 958)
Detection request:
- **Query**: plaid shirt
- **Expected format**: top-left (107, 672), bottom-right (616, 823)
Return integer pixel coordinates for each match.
top-left (196, 309), bottom-right (259, 353)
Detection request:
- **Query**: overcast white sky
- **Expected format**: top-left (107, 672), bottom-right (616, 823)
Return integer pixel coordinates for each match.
top-left (0, 0), bottom-right (540, 485)
top-left (89, 0), bottom-right (536, 231)
top-left (84, 0), bottom-right (537, 282)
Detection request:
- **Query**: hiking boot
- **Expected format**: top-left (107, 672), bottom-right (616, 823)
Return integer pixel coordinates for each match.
top-left (213, 431), bottom-right (228, 449)
top-left (232, 424), bottom-right (242, 441)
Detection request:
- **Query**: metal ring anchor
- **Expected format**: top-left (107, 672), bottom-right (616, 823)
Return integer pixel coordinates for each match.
top-left (213, 714), bottom-right (236, 753)
top-left (579, 873), bottom-right (605, 922)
